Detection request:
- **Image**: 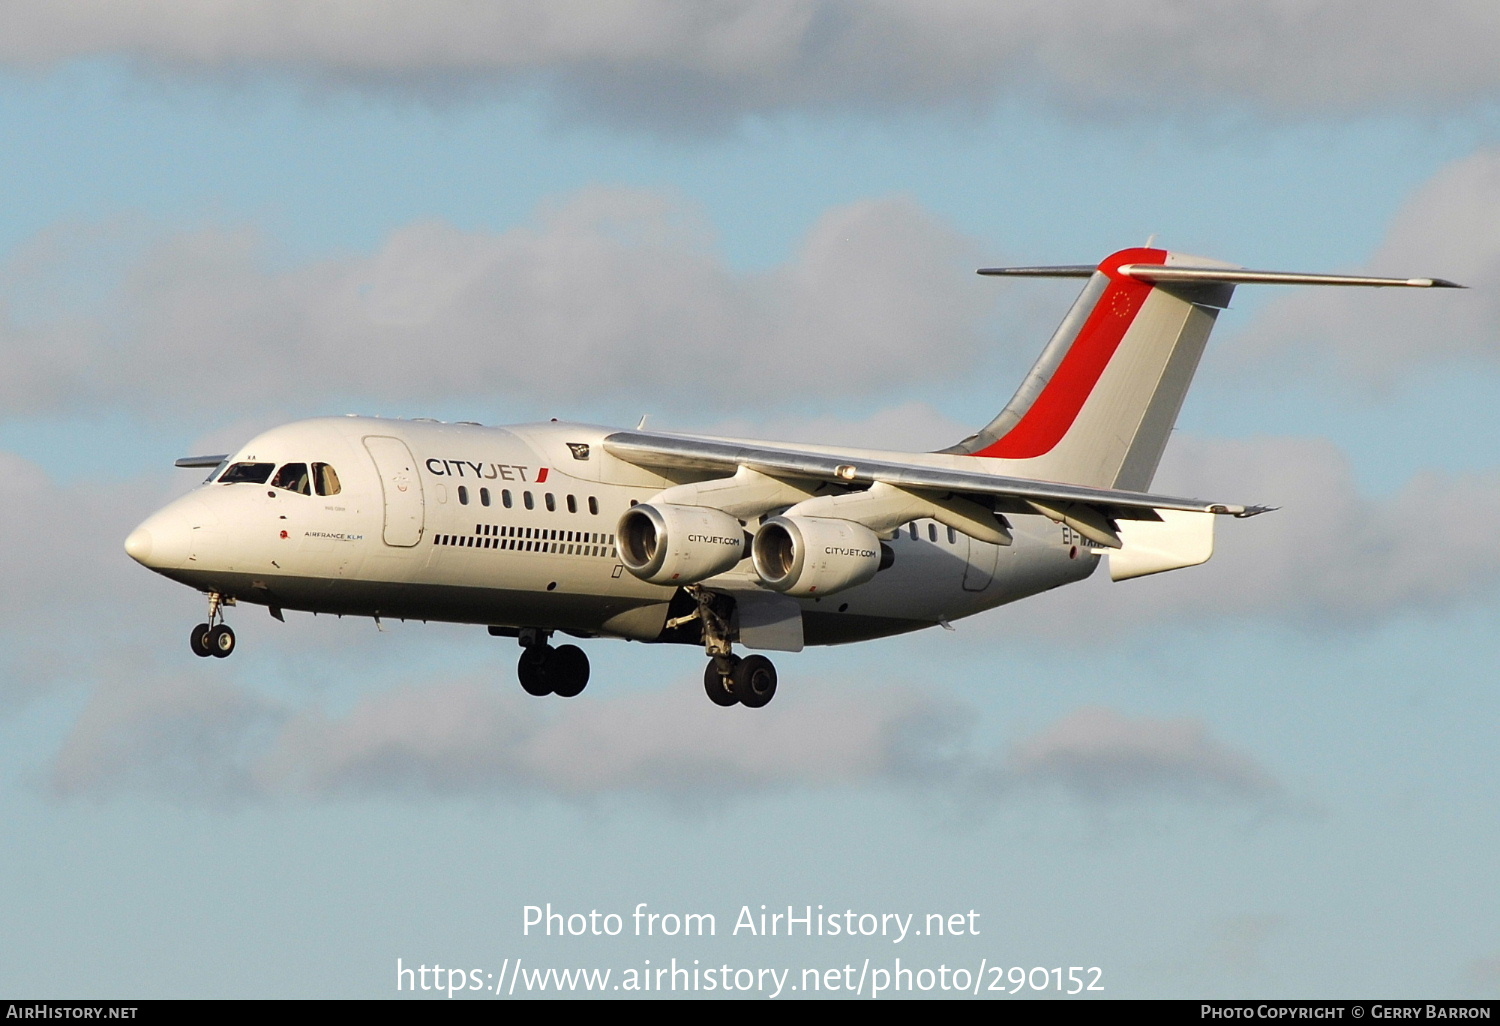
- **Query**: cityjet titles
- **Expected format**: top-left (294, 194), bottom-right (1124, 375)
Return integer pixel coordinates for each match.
top-left (688, 535), bottom-right (741, 547)
top-left (425, 459), bottom-right (537, 482)
top-left (824, 547), bottom-right (877, 558)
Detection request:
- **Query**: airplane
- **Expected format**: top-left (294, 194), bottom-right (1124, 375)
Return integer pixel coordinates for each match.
top-left (124, 246), bottom-right (1459, 708)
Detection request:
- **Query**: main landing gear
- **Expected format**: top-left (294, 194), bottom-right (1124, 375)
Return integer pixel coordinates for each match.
top-left (674, 586), bottom-right (779, 709)
top-left (189, 591), bottom-right (236, 658)
top-left (703, 653), bottom-right (778, 709)
top-left (515, 628), bottom-right (590, 698)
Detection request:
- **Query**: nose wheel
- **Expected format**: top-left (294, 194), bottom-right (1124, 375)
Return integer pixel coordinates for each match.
top-left (190, 622), bottom-right (236, 657)
top-left (190, 592), bottom-right (236, 658)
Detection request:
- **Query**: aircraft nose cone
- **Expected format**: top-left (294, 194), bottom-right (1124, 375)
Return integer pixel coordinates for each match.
top-left (124, 498), bottom-right (207, 571)
top-left (124, 527), bottom-right (153, 565)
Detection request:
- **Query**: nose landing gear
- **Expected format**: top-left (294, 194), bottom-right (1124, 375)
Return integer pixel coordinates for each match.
top-left (189, 592), bottom-right (236, 658)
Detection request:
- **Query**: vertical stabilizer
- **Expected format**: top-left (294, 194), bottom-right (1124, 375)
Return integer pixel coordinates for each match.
top-left (943, 248), bottom-right (1236, 490)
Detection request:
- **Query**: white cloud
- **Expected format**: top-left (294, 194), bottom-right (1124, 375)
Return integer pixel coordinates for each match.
top-left (0, 190), bottom-right (994, 416)
top-left (2, 2), bottom-right (1499, 128)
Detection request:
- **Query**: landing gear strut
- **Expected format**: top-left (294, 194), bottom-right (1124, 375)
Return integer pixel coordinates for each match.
top-left (189, 591), bottom-right (236, 658)
top-left (678, 586), bottom-right (778, 709)
top-left (515, 628), bottom-right (590, 698)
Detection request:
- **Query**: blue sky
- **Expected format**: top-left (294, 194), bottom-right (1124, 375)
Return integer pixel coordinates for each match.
top-left (3, 3), bottom-right (1499, 999)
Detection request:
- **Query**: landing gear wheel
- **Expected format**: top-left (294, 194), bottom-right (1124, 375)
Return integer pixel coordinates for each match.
top-left (208, 624), bottom-right (236, 658)
top-left (550, 645), bottom-right (590, 698)
top-left (517, 648), bottom-right (553, 697)
top-left (189, 623), bottom-right (213, 658)
top-left (731, 654), bottom-right (777, 708)
top-left (704, 655), bottom-right (741, 707)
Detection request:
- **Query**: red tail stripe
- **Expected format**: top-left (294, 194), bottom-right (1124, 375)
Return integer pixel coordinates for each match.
top-left (972, 248), bottom-right (1166, 460)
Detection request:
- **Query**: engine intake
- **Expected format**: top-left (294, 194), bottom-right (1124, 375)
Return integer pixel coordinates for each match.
top-left (752, 515), bottom-right (883, 597)
top-left (617, 503), bottom-right (747, 585)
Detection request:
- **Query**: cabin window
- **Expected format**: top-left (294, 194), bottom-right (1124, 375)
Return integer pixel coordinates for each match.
top-left (566, 494), bottom-right (577, 514)
top-left (928, 523), bottom-right (938, 543)
top-left (313, 463), bottom-right (341, 496)
top-left (219, 462), bottom-right (274, 485)
top-left (458, 485), bottom-right (469, 505)
top-left (545, 493), bottom-right (556, 512)
top-left (908, 523), bottom-right (918, 541)
top-left (524, 491), bottom-right (534, 510)
top-left (271, 463), bottom-right (311, 495)
top-left (480, 487), bottom-right (491, 507)
top-left (502, 489), bottom-right (513, 509)
top-left (588, 496), bottom-right (599, 515)
top-left (947, 526), bottom-right (957, 545)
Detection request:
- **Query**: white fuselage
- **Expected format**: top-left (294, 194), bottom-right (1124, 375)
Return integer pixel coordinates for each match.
top-left (127, 416), bottom-right (1098, 648)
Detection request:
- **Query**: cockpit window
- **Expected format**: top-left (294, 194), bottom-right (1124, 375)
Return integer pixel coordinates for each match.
top-left (271, 463), bottom-right (311, 495)
top-left (219, 462), bottom-right (274, 485)
top-left (202, 459), bottom-right (228, 485)
top-left (313, 463), bottom-right (341, 496)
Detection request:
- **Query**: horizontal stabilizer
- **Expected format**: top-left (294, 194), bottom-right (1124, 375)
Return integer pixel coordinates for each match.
top-left (977, 265), bottom-right (1096, 278)
top-left (1118, 266), bottom-right (1464, 289)
top-left (978, 264), bottom-right (1464, 289)
top-left (175, 454), bottom-right (228, 468)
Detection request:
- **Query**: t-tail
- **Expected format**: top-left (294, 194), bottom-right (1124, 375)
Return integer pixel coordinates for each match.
top-left (943, 247), bottom-right (1461, 491)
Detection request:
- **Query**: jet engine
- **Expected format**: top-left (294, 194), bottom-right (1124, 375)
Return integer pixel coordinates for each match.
top-left (617, 503), bottom-right (747, 585)
top-left (751, 515), bottom-right (886, 597)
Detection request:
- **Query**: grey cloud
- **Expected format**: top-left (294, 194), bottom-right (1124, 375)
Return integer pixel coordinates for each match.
top-left (0, 449), bottom-right (179, 709)
top-left (49, 665), bottom-right (1279, 817)
top-left (3, 2), bottom-right (1499, 128)
top-left (704, 401), bottom-right (974, 453)
top-left (981, 433), bottom-right (1500, 637)
top-left (50, 672), bottom-right (955, 804)
top-left (0, 190), bottom-right (992, 416)
top-left (997, 706), bottom-right (1280, 804)
top-left (51, 666), bottom-right (282, 804)
top-left (1463, 956), bottom-right (1500, 992)
top-left (267, 682), bottom-right (940, 799)
top-left (1234, 148), bottom-right (1500, 380)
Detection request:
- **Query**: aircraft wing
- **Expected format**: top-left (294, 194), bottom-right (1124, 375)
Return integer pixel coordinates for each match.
top-left (602, 430), bottom-right (1270, 524)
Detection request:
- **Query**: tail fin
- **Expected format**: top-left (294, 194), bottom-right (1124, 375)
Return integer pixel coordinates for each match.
top-left (943, 247), bottom-right (1460, 490)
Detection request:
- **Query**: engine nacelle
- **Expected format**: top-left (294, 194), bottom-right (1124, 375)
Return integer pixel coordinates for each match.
top-left (616, 503), bottom-right (747, 585)
top-left (752, 515), bottom-right (884, 597)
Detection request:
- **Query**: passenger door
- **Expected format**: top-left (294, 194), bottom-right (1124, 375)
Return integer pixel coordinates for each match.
top-left (362, 436), bottom-right (425, 547)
